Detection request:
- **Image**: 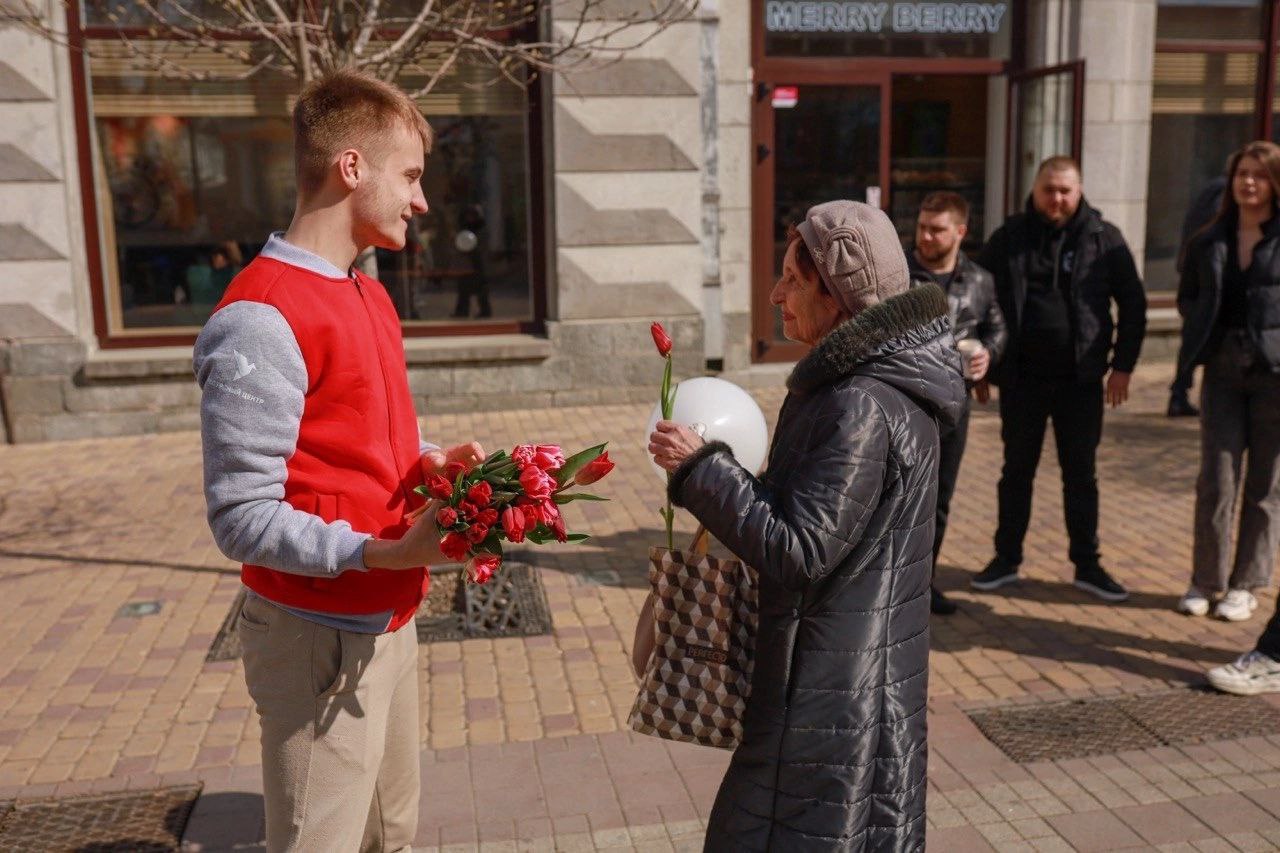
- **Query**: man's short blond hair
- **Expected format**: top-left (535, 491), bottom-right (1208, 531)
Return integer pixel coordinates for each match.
top-left (292, 69), bottom-right (433, 196)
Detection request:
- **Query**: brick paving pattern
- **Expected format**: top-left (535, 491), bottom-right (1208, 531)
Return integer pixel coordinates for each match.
top-left (3, 364), bottom-right (1280, 850)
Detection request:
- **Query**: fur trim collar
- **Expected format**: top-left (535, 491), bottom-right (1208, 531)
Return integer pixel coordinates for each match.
top-left (787, 283), bottom-right (950, 394)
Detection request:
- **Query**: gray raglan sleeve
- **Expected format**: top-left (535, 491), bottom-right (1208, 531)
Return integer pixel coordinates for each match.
top-left (194, 301), bottom-right (371, 575)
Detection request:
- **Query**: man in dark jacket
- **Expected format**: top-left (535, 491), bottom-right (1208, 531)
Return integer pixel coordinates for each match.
top-left (650, 200), bottom-right (966, 851)
top-left (909, 191), bottom-right (1007, 615)
top-left (973, 156), bottom-right (1147, 602)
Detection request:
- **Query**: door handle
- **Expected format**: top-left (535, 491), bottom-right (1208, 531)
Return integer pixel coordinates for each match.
top-left (756, 143), bottom-right (771, 164)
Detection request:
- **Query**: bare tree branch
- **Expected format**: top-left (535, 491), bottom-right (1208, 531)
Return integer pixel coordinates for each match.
top-left (2, 0), bottom-right (694, 96)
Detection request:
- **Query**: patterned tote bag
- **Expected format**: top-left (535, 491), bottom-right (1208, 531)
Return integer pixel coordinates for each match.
top-left (628, 528), bottom-right (758, 750)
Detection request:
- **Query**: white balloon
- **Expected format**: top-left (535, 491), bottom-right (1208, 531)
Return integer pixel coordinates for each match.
top-left (645, 377), bottom-right (770, 480)
top-left (454, 229), bottom-right (478, 253)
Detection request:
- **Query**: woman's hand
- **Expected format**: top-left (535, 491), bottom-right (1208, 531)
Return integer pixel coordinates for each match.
top-left (648, 420), bottom-right (706, 473)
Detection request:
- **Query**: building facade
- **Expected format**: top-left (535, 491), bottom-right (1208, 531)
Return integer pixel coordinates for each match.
top-left (0, 1), bottom-right (1270, 441)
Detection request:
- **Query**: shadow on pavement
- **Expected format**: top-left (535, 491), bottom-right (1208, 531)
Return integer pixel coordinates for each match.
top-left (931, 587), bottom-right (1239, 686)
top-left (179, 791), bottom-right (265, 852)
top-left (0, 548), bottom-right (237, 579)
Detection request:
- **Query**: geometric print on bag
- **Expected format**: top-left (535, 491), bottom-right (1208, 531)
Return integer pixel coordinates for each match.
top-left (629, 542), bottom-right (758, 750)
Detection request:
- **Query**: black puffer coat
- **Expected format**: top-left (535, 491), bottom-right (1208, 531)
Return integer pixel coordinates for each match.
top-left (669, 285), bottom-right (965, 852)
top-left (978, 200), bottom-right (1147, 386)
top-left (1178, 214), bottom-right (1280, 374)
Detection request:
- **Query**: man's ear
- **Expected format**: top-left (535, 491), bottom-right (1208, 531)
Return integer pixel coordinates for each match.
top-left (337, 149), bottom-right (362, 190)
top-left (956, 222), bottom-right (969, 241)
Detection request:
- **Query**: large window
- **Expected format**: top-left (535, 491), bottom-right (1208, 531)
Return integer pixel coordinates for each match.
top-left (1145, 1), bottom-right (1272, 292)
top-left (77, 14), bottom-right (540, 344)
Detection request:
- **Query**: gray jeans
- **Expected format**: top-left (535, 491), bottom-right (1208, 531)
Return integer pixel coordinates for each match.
top-left (1192, 331), bottom-right (1280, 593)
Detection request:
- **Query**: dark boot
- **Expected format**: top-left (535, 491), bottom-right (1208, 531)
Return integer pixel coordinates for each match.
top-left (1167, 392), bottom-right (1199, 418)
top-left (930, 586), bottom-right (958, 615)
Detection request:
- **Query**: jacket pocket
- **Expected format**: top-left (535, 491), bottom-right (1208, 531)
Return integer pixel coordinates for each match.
top-left (316, 493), bottom-right (339, 524)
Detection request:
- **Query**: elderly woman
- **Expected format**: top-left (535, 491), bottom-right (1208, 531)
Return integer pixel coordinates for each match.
top-left (649, 201), bottom-right (965, 851)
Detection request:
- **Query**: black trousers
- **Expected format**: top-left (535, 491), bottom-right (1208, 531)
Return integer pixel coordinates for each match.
top-left (995, 377), bottom-right (1104, 570)
top-left (1257, 607), bottom-right (1280, 661)
top-left (933, 395), bottom-right (972, 577)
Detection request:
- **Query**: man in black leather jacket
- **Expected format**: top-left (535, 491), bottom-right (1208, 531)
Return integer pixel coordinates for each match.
top-left (909, 191), bottom-right (1007, 614)
top-left (974, 156), bottom-right (1147, 603)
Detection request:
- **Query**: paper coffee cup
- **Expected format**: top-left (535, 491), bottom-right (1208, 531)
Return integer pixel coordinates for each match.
top-left (956, 339), bottom-right (982, 380)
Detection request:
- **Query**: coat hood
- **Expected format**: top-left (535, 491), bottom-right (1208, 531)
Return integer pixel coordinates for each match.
top-left (787, 282), bottom-right (966, 429)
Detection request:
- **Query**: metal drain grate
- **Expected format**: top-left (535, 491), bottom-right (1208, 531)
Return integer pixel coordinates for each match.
top-left (416, 562), bottom-right (554, 643)
top-left (205, 592), bottom-right (246, 663)
top-left (1115, 688), bottom-right (1280, 745)
top-left (0, 784), bottom-right (199, 852)
top-left (969, 687), bottom-right (1280, 763)
top-left (207, 562), bottom-right (554, 658)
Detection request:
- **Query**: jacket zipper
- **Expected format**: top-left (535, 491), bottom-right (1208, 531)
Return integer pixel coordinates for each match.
top-left (1053, 231), bottom-right (1083, 363)
top-left (352, 275), bottom-right (416, 508)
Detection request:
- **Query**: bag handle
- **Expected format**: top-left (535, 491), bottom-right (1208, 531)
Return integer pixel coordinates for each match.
top-left (689, 526), bottom-right (710, 556)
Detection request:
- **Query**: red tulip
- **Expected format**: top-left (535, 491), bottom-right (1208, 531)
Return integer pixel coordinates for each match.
top-left (469, 554), bottom-right (501, 584)
top-left (501, 506), bottom-right (526, 544)
top-left (439, 532), bottom-right (470, 562)
top-left (466, 481), bottom-right (493, 506)
top-left (574, 451), bottom-right (615, 486)
top-left (651, 322), bottom-right (673, 358)
top-left (424, 474), bottom-right (455, 501)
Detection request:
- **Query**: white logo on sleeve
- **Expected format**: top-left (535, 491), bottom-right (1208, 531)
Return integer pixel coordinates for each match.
top-left (232, 350), bottom-right (257, 381)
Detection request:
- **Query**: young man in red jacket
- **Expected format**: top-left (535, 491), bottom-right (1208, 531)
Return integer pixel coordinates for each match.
top-left (195, 70), bottom-right (482, 852)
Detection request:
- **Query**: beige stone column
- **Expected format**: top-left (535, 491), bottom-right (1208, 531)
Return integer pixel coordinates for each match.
top-left (0, 0), bottom-right (89, 337)
top-left (1024, 0), bottom-right (1158, 271)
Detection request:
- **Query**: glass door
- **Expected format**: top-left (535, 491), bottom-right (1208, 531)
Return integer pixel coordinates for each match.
top-left (1007, 62), bottom-right (1085, 213)
top-left (752, 77), bottom-right (889, 362)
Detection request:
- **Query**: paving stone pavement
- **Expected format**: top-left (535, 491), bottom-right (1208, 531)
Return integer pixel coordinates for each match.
top-left (4, 363), bottom-right (1280, 851)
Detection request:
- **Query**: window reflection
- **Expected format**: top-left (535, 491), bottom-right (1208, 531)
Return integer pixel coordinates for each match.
top-left (1145, 52), bottom-right (1258, 292)
top-left (91, 73), bottom-right (533, 331)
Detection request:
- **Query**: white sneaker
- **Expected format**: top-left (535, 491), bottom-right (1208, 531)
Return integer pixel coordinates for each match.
top-left (1177, 587), bottom-right (1211, 617)
top-left (1208, 651), bottom-right (1280, 695)
top-left (1214, 589), bottom-right (1258, 622)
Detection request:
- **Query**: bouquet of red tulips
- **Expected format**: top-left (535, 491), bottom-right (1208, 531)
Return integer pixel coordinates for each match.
top-left (415, 443), bottom-right (615, 584)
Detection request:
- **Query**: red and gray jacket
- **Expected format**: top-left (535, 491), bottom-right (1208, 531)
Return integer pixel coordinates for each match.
top-left (194, 234), bottom-right (429, 633)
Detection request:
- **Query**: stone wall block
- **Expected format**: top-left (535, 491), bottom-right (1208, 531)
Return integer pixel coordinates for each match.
top-left (157, 411), bottom-right (201, 433)
top-left (41, 411), bottom-right (159, 441)
top-left (6, 338), bottom-right (85, 376)
top-left (1, 375), bottom-right (64, 414)
top-left (62, 380), bottom-right (202, 414)
top-left (407, 368), bottom-right (455, 397)
top-left (451, 361), bottom-right (563, 396)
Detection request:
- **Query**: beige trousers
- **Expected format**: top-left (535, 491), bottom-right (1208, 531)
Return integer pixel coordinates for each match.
top-left (239, 593), bottom-right (420, 853)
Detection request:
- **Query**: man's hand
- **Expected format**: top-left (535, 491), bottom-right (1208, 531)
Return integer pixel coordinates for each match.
top-left (364, 500), bottom-right (445, 570)
top-left (648, 420), bottom-right (707, 473)
top-left (421, 441), bottom-right (486, 478)
top-left (1106, 370), bottom-right (1132, 408)
top-left (968, 346), bottom-right (991, 382)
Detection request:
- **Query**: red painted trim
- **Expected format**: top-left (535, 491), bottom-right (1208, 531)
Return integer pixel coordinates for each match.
top-left (1260, 3), bottom-right (1280, 139)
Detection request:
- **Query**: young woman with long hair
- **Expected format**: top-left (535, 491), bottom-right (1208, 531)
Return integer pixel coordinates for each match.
top-left (1178, 141), bottom-right (1280, 637)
